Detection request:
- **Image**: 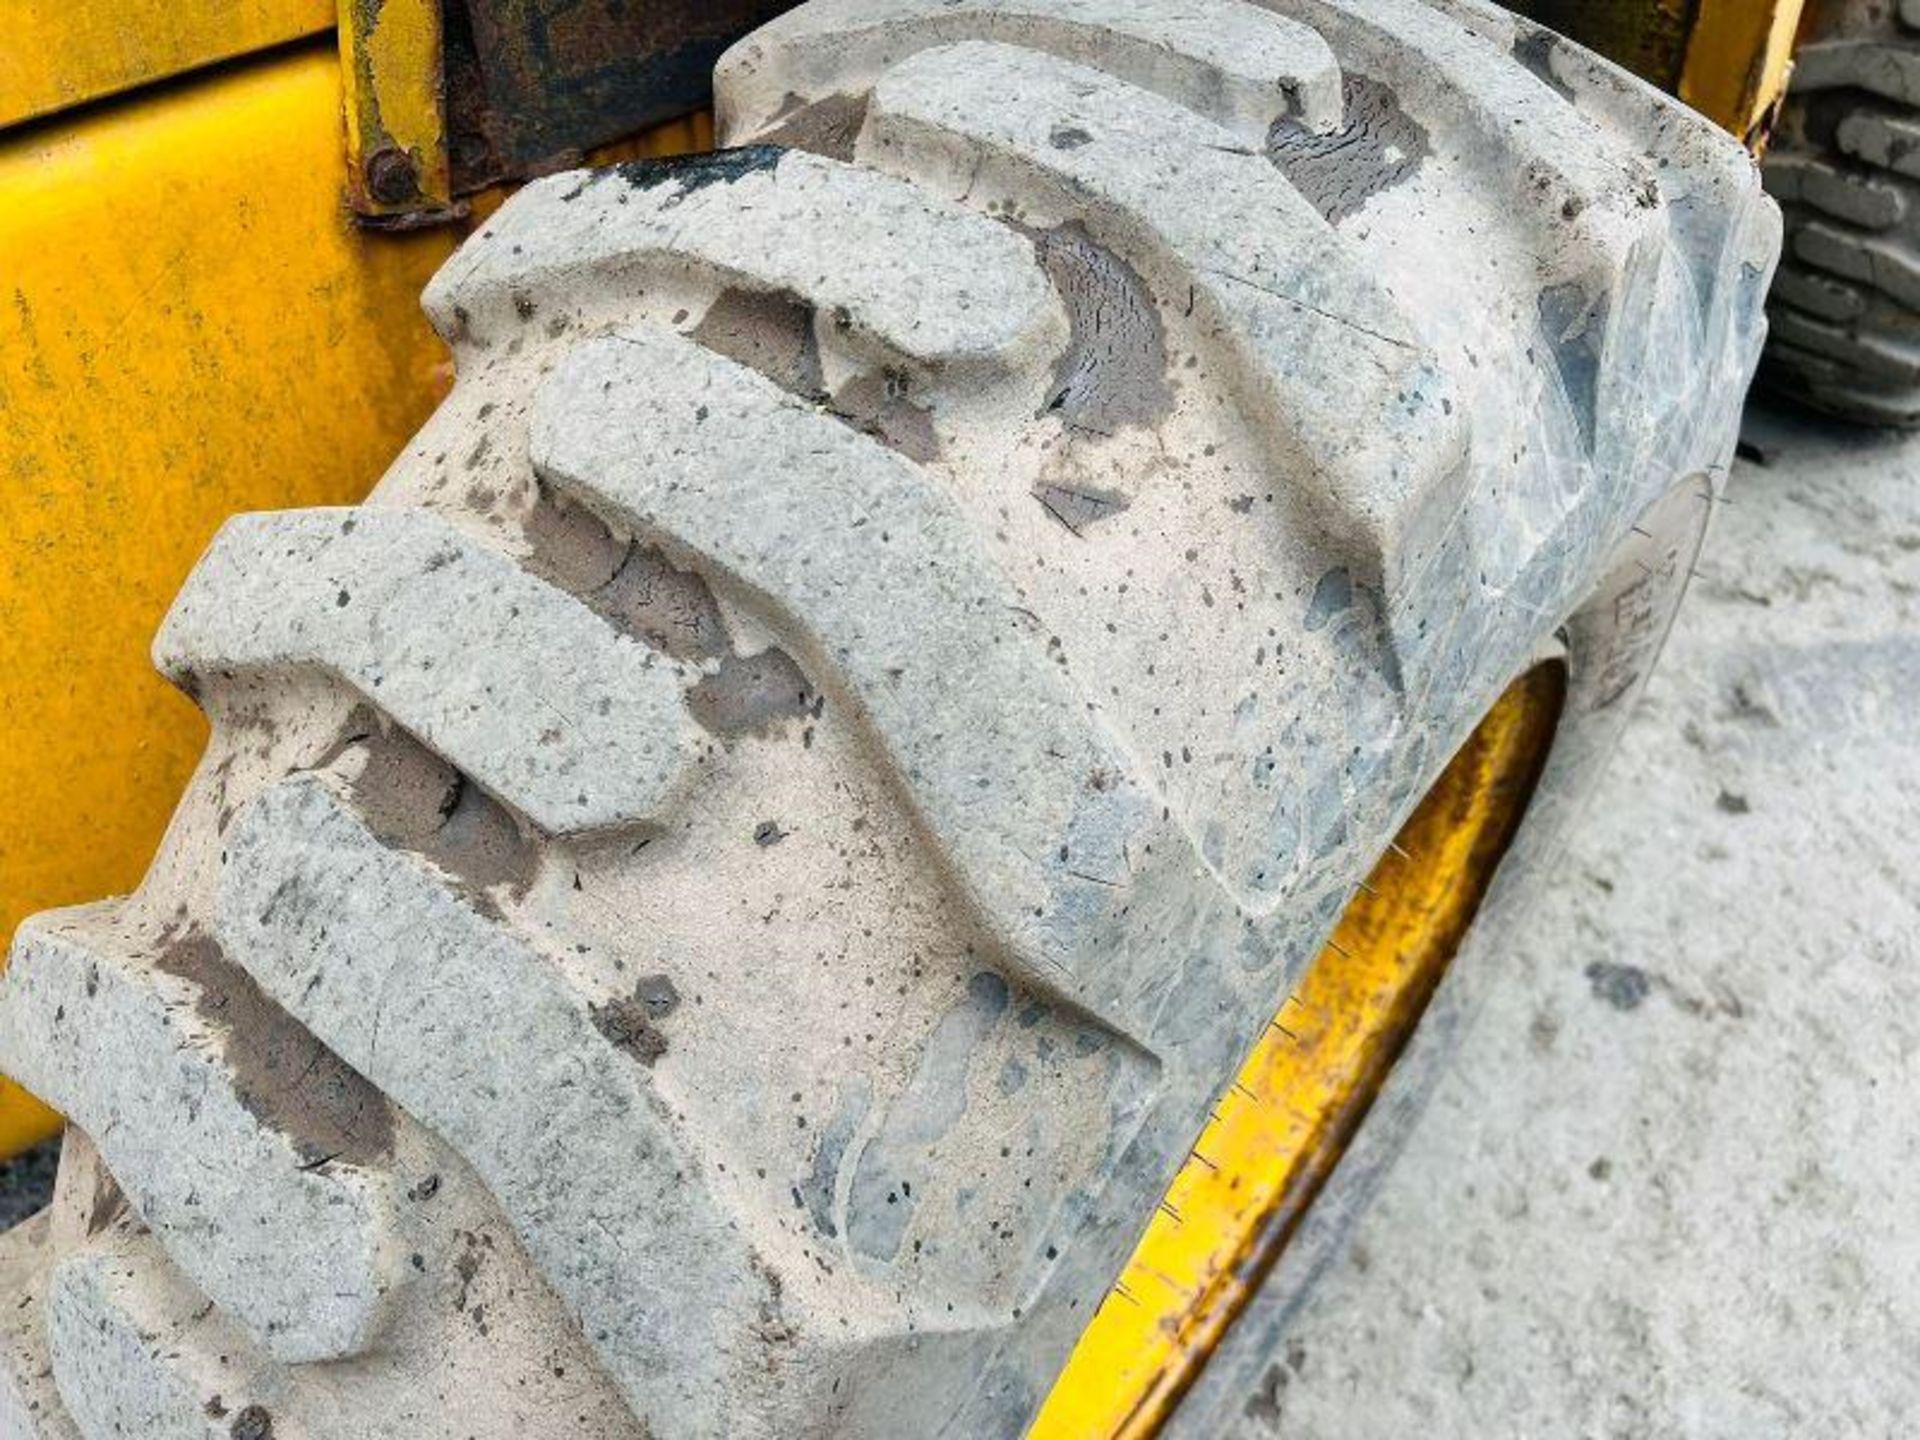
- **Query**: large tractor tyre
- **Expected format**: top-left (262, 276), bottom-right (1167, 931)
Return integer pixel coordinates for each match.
top-left (0, 2), bottom-right (1773, 1436)
top-left (1762, 0), bottom-right (1920, 423)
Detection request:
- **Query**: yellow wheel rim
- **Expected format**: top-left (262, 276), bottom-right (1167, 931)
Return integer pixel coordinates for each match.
top-left (1034, 662), bottom-right (1565, 1438)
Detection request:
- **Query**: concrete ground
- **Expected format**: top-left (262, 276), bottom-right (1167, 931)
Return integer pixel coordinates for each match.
top-left (0, 402), bottom-right (1908, 1433)
top-left (1227, 399), bottom-right (1920, 1438)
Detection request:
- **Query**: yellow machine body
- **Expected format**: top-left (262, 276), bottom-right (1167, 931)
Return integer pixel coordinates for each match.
top-left (0, 3), bottom-right (708, 1154)
top-left (0, 47), bottom-right (455, 1151)
top-left (1679, 0), bottom-right (1805, 145)
top-left (1, 0), bottom-right (333, 129)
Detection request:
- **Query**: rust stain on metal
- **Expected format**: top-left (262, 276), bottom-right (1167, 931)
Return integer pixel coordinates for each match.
top-left (445, 0), bottom-right (792, 193)
top-left (340, 0), bottom-right (454, 223)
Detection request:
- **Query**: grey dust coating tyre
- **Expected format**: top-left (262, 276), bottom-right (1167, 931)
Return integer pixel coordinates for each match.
top-left (0, 2), bottom-right (1773, 1436)
top-left (1762, 0), bottom-right (1920, 424)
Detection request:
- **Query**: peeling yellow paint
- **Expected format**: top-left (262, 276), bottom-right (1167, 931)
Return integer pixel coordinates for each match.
top-left (365, 0), bottom-right (444, 168)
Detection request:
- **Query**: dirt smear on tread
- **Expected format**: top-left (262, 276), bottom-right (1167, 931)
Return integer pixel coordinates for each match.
top-left (759, 92), bottom-right (869, 162)
top-left (1029, 221), bottom-right (1172, 436)
top-left (1268, 76), bottom-right (1431, 224)
top-left (85, 1161), bottom-right (128, 1237)
top-left (1034, 481), bottom-right (1130, 536)
top-left (156, 930), bottom-right (395, 1167)
top-left (590, 974), bottom-right (680, 1066)
top-left (829, 371), bottom-right (943, 463)
top-left (691, 288), bottom-right (825, 401)
top-left (522, 491), bottom-right (825, 742)
top-left (325, 719), bottom-right (538, 916)
top-left (1511, 27), bottom-right (1576, 102)
top-left (688, 649), bottom-right (814, 736)
top-left (522, 495), bottom-right (732, 663)
top-left (1538, 280), bottom-right (1609, 450)
top-left (689, 288), bottom-right (943, 463)
top-left (845, 972), bottom-right (1010, 1262)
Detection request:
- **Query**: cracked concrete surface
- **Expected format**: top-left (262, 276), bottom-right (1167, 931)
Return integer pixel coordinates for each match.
top-left (1227, 399), bottom-right (1920, 1438)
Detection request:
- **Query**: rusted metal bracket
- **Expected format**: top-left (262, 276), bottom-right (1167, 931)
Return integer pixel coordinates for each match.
top-left (341, 0), bottom-right (795, 225)
top-left (340, 0), bottom-right (458, 225)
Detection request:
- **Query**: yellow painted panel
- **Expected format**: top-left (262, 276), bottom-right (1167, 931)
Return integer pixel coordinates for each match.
top-left (0, 45), bottom-right (458, 1156)
top-left (0, 44), bottom-right (456, 945)
top-left (0, 0), bottom-right (334, 129)
top-left (1035, 663), bottom-right (1565, 1437)
top-left (0, 46), bottom-right (715, 1159)
top-left (1507, 0), bottom-right (1806, 152)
